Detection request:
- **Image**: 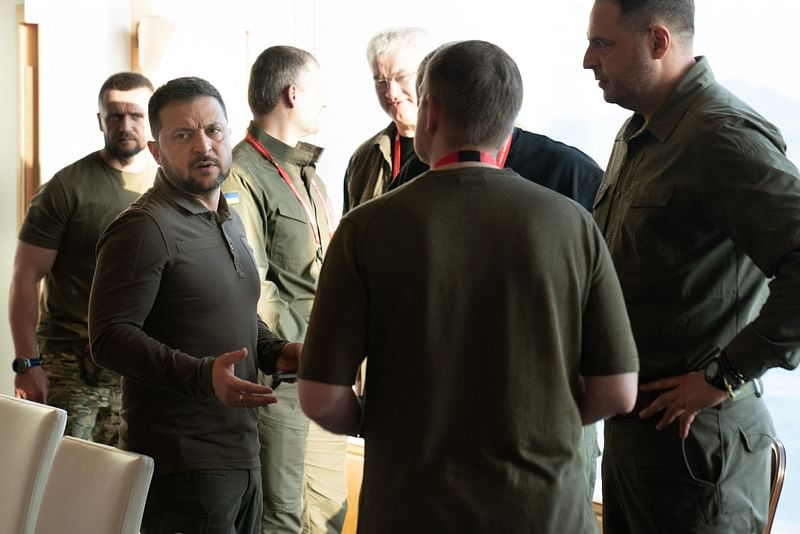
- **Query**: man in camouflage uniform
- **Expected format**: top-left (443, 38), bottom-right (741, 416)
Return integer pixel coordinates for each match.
top-left (9, 72), bottom-right (155, 444)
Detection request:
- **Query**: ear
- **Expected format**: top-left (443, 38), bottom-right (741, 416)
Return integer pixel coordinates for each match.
top-left (147, 140), bottom-right (162, 165)
top-left (650, 24), bottom-right (671, 59)
top-left (97, 112), bottom-right (103, 132)
top-left (285, 84), bottom-right (298, 108)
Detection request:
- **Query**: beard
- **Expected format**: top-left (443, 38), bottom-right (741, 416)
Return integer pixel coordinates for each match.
top-left (184, 171), bottom-right (229, 194)
top-left (162, 155), bottom-right (231, 196)
top-left (105, 136), bottom-right (146, 160)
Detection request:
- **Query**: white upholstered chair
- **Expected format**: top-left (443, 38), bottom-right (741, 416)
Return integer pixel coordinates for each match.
top-left (34, 436), bottom-right (154, 534)
top-left (0, 394), bottom-right (67, 534)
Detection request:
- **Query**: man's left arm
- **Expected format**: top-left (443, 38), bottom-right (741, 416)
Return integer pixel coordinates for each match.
top-left (641, 126), bottom-right (800, 437)
top-left (704, 127), bottom-right (800, 377)
top-left (255, 317), bottom-right (300, 374)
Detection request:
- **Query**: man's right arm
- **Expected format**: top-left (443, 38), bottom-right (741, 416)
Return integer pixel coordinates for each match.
top-left (90, 211), bottom-right (220, 397)
top-left (8, 241), bottom-right (57, 402)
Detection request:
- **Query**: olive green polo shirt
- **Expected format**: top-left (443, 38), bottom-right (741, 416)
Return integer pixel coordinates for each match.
top-left (223, 123), bottom-right (334, 343)
top-left (90, 170), bottom-right (287, 476)
top-left (593, 57), bottom-right (800, 381)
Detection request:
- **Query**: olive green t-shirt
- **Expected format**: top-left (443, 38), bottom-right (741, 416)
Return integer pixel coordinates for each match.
top-left (302, 167), bottom-right (639, 533)
top-left (19, 151), bottom-right (153, 353)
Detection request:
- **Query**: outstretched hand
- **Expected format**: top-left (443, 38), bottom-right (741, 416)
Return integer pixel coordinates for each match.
top-left (212, 348), bottom-right (276, 407)
top-left (638, 371), bottom-right (728, 439)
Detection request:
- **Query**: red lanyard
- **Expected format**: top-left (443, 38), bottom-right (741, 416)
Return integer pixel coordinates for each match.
top-left (430, 133), bottom-right (513, 170)
top-left (245, 132), bottom-right (333, 249)
top-left (391, 131), bottom-right (401, 181)
top-left (496, 133), bottom-right (513, 167)
top-left (432, 150), bottom-right (498, 169)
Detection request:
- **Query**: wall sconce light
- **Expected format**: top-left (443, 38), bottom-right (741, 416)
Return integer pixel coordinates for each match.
top-left (135, 15), bottom-right (175, 73)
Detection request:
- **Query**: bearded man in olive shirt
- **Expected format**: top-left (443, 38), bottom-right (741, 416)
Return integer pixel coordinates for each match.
top-left (10, 72), bottom-right (155, 445)
top-left (89, 77), bottom-right (301, 534)
top-left (584, 1), bottom-right (800, 532)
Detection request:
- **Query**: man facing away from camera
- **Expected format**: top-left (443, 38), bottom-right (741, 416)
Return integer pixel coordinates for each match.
top-left (299, 40), bottom-right (639, 534)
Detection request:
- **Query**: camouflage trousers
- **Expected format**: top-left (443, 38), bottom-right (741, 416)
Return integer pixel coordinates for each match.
top-left (42, 350), bottom-right (122, 446)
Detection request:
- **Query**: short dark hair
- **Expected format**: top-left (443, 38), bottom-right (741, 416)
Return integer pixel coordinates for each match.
top-left (148, 77), bottom-right (228, 140)
top-left (611, 0), bottom-right (694, 36)
top-left (97, 72), bottom-right (154, 108)
top-left (248, 46), bottom-right (316, 115)
top-left (420, 40), bottom-right (522, 148)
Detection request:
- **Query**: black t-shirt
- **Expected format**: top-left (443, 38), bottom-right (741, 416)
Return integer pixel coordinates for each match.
top-left (389, 127), bottom-right (603, 211)
top-left (389, 135), bottom-right (418, 187)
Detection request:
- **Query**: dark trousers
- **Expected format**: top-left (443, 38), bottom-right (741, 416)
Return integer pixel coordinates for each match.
top-left (602, 394), bottom-right (774, 534)
top-left (141, 468), bottom-right (262, 534)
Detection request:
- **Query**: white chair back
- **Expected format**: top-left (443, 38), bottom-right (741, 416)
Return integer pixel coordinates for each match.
top-left (34, 436), bottom-right (154, 534)
top-left (0, 394), bottom-right (67, 534)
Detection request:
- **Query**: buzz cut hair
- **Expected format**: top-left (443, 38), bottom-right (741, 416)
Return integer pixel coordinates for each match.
top-left (248, 45), bottom-right (317, 116)
top-left (421, 40), bottom-right (522, 149)
top-left (97, 72), bottom-right (154, 109)
top-left (608, 0), bottom-right (695, 37)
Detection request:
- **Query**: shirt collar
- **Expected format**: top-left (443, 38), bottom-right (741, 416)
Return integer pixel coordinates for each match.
top-left (246, 122), bottom-right (323, 166)
top-left (626, 56), bottom-right (715, 143)
top-left (375, 122), bottom-right (397, 162)
top-left (154, 169), bottom-right (231, 220)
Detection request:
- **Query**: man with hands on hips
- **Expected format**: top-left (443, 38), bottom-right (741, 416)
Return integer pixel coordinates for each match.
top-left (584, 0), bottom-right (800, 532)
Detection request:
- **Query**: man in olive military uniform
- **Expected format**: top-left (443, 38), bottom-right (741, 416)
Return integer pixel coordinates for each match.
top-left (222, 46), bottom-right (346, 534)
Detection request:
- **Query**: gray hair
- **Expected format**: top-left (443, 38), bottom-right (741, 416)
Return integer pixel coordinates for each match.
top-left (366, 27), bottom-right (432, 69)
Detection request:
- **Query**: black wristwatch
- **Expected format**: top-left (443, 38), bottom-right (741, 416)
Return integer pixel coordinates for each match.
top-left (12, 357), bottom-right (42, 374)
top-left (704, 357), bottom-right (727, 391)
top-left (704, 355), bottom-right (764, 401)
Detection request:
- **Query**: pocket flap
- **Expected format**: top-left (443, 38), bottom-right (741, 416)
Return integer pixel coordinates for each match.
top-left (276, 200), bottom-right (307, 223)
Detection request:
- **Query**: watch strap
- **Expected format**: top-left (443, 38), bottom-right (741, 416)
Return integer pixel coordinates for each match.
top-left (12, 357), bottom-right (43, 374)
